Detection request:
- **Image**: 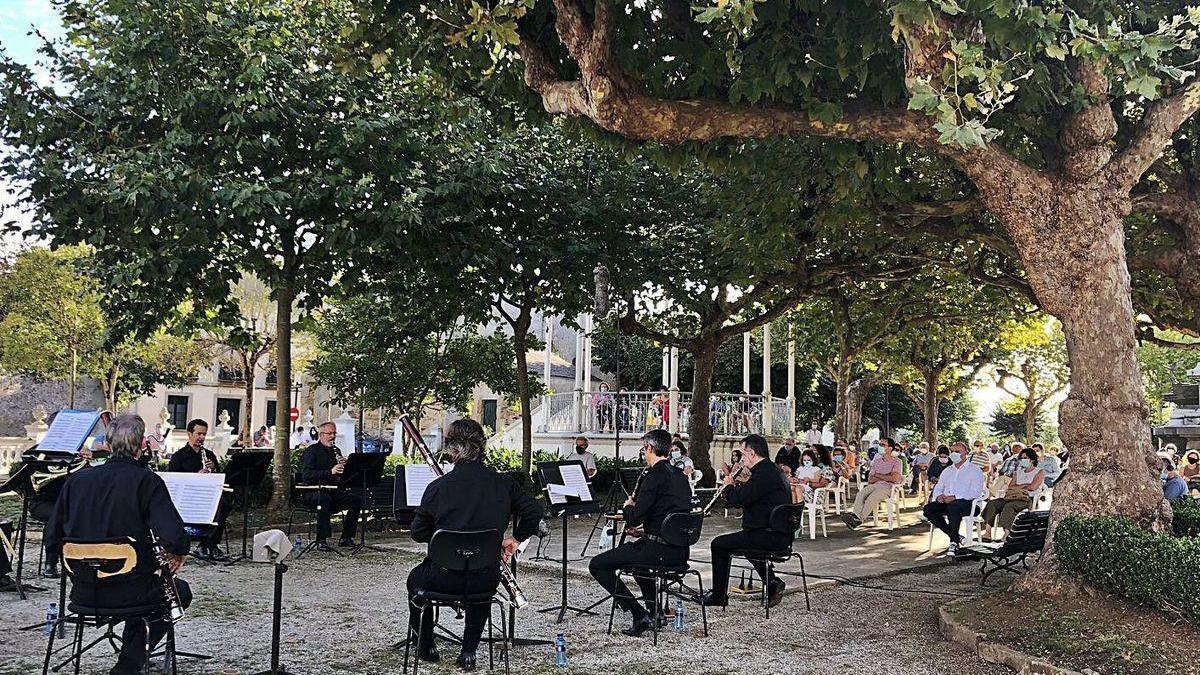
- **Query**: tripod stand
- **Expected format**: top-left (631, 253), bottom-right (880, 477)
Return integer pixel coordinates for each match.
top-left (536, 510), bottom-right (599, 624)
top-left (252, 554), bottom-right (298, 675)
top-left (579, 471), bottom-right (632, 557)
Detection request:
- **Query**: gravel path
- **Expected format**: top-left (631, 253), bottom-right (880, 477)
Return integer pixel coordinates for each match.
top-left (1, 545), bottom-right (1010, 675)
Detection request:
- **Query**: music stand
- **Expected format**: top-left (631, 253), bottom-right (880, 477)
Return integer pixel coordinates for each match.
top-left (580, 467), bottom-right (641, 557)
top-left (1, 462), bottom-right (46, 600)
top-left (534, 460), bottom-right (600, 624)
top-left (222, 450), bottom-right (273, 565)
top-left (340, 452), bottom-right (388, 555)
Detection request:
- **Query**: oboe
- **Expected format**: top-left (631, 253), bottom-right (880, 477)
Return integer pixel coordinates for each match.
top-left (398, 414), bottom-right (529, 609)
top-left (152, 534), bottom-right (186, 621)
top-left (201, 446), bottom-right (215, 474)
top-left (702, 464), bottom-right (746, 515)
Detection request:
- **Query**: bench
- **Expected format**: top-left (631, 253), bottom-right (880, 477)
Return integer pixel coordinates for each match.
top-left (959, 509), bottom-right (1049, 585)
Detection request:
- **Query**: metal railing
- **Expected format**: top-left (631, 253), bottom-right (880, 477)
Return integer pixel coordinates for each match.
top-left (540, 390), bottom-right (792, 437)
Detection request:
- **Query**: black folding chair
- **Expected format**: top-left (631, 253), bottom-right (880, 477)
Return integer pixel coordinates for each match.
top-left (43, 537), bottom-right (178, 675)
top-left (403, 529), bottom-right (509, 675)
top-left (724, 503), bottom-right (811, 618)
top-left (607, 512), bottom-right (708, 646)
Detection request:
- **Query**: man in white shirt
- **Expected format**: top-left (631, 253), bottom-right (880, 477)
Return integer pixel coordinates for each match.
top-left (804, 421), bottom-right (823, 446)
top-left (922, 441), bottom-right (986, 556)
top-left (572, 436), bottom-right (598, 478)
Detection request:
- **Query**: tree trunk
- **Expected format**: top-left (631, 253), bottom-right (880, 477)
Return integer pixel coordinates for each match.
top-left (1023, 398), bottom-right (1036, 446)
top-left (923, 370), bottom-right (939, 448)
top-left (845, 376), bottom-right (872, 445)
top-left (69, 347), bottom-right (77, 408)
top-left (833, 359), bottom-right (852, 442)
top-left (512, 320), bottom-right (533, 472)
top-left (268, 277), bottom-right (294, 511)
top-left (243, 357), bottom-right (255, 446)
top-left (685, 340), bottom-right (718, 487)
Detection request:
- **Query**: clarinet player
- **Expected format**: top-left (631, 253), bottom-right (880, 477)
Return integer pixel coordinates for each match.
top-left (167, 418), bottom-right (232, 560)
top-left (407, 419), bottom-right (543, 671)
top-left (298, 421), bottom-right (366, 551)
top-left (45, 413), bottom-right (191, 675)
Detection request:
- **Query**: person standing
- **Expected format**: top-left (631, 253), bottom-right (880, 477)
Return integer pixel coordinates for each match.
top-left (804, 421), bottom-right (823, 447)
top-left (841, 438), bottom-right (902, 530)
top-left (922, 441), bottom-right (986, 556)
top-left (45, 414), bottom-right (192, 675)
top-left (588, 429), bottom-right (692, 638)
top-left (702, 434), bottom-right (792, 608)
top-left (407, 419), bottom-right (543, 670)
top-left (298, 421), bottom-right (366, 551)
top-left (167, 419), bottom-right (232, 560)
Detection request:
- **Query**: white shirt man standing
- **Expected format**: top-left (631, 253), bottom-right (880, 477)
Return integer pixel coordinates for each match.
top-left (922, 441), bottom-right (986, 556)
top-left (804, 422), bottom-right (823, 446)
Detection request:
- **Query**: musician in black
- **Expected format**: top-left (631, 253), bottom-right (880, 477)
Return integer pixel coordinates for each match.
top-left (588, 428), bottom-right (692, 638)
top-left (298, 421), bottom-right (365, 551)
top-left (45, 413), bottom-right (192, 675)
top-left (0, 526), bottom-right (13, 591)
top-left (408, 419), bottom-right (543, 671)
top-left (701, 434), bottom-right (792, 608)
top-left (167, 418), bottom-right (232, 560)
top-left (27, 445), bottom-right (95, 579)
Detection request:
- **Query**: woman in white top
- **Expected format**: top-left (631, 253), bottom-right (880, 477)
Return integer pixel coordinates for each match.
top-left (980, 447), bottom-right (1045, 536)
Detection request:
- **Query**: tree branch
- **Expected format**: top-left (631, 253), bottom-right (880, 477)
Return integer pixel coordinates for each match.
top-left (1110, 78), bottom-right (1200, 190)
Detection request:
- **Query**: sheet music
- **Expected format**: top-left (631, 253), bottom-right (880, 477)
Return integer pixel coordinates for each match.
top-left (159, 472), bottom-right (225, 525)
top-left (559, 463), bottom-right (594, 502)
top-left (38, 410), bottom-right (101, 453)
top-left (403, 464), bottom-right (454, 507)
top-left (546, 483), bottom-right (577, 504)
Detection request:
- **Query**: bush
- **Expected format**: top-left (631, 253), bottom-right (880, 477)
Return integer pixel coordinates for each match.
top-left (1057, 515), bottom-right (1200, 623)
top-left (1173, 498), bottom-right (1200, 538)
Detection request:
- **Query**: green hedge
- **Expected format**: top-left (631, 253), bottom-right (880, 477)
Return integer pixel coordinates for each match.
top-left (1057, 515), bottom-right (1200, 623)
top-left (1173, 498), bottom-right (1200, 537)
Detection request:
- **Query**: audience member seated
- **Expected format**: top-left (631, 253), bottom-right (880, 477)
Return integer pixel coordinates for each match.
top-left (981, 447), bottom-right (1044, 539)
top-left (774, 437), bottom-right (801, 474)
top-left (1033, 443), bottom-right (1062, 486)
top-left (909, 442), bottom-right (933, 492)
top-left (841, 438), bottom-right (902, 530)
top-left (925, 445), bottom-right (952, 486)
top-left (829, 447), bottom-right (853, 483)
top-left (1163, 459), bottom-right (1190, 503)
top-left (1181, 449), bottom-right (1200, 480)
top-left (789, 448), bottom-right (832, 503)
top-left (922, 441), bottom-right (985, 557)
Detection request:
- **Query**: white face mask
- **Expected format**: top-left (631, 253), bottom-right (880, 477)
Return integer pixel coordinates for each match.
top-left (802, 459), bottom-right (813, 467)
top-left (949, 451), bottom-right (963, 464)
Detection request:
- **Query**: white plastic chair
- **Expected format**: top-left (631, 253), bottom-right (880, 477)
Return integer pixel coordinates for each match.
top-left (822, 476), bottom-right (849, 514)
top-left (926, 491), bottom-right (987, 551)
top-left (801, 488), bottom-right (830, 539)
top-left (871, 483), bottom-right (905, 530)
top-left (688, 469), bottom-right (703, 495)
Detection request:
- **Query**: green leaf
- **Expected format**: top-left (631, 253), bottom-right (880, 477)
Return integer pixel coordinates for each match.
top-left (1126, 73), bottom-right (1162, 100)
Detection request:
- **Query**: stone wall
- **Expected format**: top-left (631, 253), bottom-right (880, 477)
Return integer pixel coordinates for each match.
top-left (0, 375), bottom-right (104, 436)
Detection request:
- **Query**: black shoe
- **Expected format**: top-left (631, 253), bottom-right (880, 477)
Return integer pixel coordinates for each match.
top-left (621, 614), bottom-right (655, 637)
top-left (207, 545), bottom-right (228, 560)
top-left (455, 651), bottom-right (477, 671)
top-left (700, 591), bottom-right (727, 607)
top-left (314, 540), bottom-right (336, 552)
top-left (42, 563), bottom-right (59, 579)
top-left (338, 538), bottom-right (355, 548)
top-left (841, 513), bottom-right (860, 531)
top-left (418, 645), bottom-right (440, 663)
top-left (767, 580), bottom-right (786, 608)
top-left (0, 574), bottom-right (15, 592)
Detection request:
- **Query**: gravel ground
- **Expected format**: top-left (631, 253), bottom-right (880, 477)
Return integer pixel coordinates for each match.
top-left (0, 544), bottom-right (1010, 675)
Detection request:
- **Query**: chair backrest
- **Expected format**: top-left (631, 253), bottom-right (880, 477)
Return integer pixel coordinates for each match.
top-left (767, 503), bottom-right (804, 536)
top-left (999, 510), bottom-right (1050, 553)
top-left (62, 538), bottom-right (139, 584)
top-left (660, 512), bottom-right (704, 547)
top-left (428, 529), bottom-right (502, 573)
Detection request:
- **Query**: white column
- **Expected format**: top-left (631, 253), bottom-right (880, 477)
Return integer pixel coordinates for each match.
top-left (787, 333), bottom-right (797, 434)
top-left (572, 315), bottom-right (583, 431)
top-left (541, 316), bottom-right (553, 432)
top-left (762, 324), bottom-right (773, 435)
top-left (583, 314), bottom-right (594, 393)
top-left (668, 346), bottom-right (680, 434)
top-left (661, 346), bottom-right (670, 389)
top-left (742, 332), bottom-right (751, 394)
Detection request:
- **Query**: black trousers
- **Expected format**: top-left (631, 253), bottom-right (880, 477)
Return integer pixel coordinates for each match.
top-left (0, 520), bottom-right (12, 577)
top-left (71, 576), bottom-right (193, 675)
top-left (29, 499), bottom-right (59, 569)
top-left (710, 529), bottom-right (792, 599)
top-left (406, 559), bottom-right (499, 654)
top-left (588, 539), bottom-right (687, 620)
top-left (301, 490), bottom-right (366, 541)
top-left (206, 493), bottom-right (234, 548)
top-left (923, 498), bottom-right (974, 544)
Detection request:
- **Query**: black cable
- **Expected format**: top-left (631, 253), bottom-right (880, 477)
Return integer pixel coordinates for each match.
top-left (799, 572), bottom-right (976, 598)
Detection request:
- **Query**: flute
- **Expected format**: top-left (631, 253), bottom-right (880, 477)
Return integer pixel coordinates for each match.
top-left (399, 414), bottom-right (530, 610)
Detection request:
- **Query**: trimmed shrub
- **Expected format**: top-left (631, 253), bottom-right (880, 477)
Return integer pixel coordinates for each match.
top-left (1057, 515), bottom-right (1200, 623)
top-left (1172, 498), bottom-right (1200, 537)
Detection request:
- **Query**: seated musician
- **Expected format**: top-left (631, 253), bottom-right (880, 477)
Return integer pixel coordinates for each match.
top-left (0, 526), bottom-right (14, 591)
top-left (702, 434), bottom-right (792, 609)
top-left (298, 421), bottom-right (365, 551)
top-left (408, 419), bottom-right (543, 671)
top-left (588, 429), bottom-right (692, 638)
top-left (28, 444), bottom-right (95, 579)
top-left (45, 414), bottom-right (191, 675)
top-left (167, 418), bottom-right (232, 560)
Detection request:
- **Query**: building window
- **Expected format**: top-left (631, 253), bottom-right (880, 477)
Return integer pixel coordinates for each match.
top-left (481, 399), bottom-right (498, 434)
top-left (265, 369), bottom-right (278, 386)
top-left (217, 365), bottom-right (244, 383)
top-left (166, 395), bottom-right (188, 430)
top-left (266, 400), bottom-right (277, 428)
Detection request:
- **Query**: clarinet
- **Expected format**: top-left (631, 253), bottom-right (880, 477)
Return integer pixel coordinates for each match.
top-left (617, 466), bottom-right (650, 544)
top-left (151, 533), bottom-right (186, 621)
top-left (399, 415), bottom-right (529, 610)
top-left (702, 464), bottom-right (746, 515)
top-left (201, 446), bottom-right (215, 474)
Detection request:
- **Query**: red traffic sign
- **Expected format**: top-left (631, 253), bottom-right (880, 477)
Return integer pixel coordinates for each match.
top-left (289, 407), bottom-right (300, 422)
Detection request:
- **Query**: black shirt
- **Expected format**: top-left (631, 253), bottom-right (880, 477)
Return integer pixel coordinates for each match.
top-left (411, 461), bottom-right (544, 544)
top-left (725, 459), bottom-right (791, 531)
top-left (46, 457), bottom-right (189, 570)
top-left (300, 442), bottom-right (343, 485)
top-left (167, 444), bottom-right (220, 473)
top-left (774, 446), bottom-right (801, 473)
top-left (926, 457), bottom-right (952, 483)
top-left (621, 459), bottom-right (692, 537)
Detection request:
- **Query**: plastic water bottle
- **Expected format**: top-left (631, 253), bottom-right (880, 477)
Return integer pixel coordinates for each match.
top-left (553, 632), bottom-right (567, 668)
top-left (294, 535), bottom-right (303, 553)
top-left (44, 603), bottom-right (58, 637)
top-left (673, 598), bottom-right (684, 632)
top-left (599, 525), bottom-right (612, 551)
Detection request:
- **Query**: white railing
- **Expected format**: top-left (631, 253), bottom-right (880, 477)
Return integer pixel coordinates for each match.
top-left (769, 398), bottom-right (794, 437)
top-left (544, 392), bottom-right (578, 432)
top-left (564, 391), bottom-right (776, 437)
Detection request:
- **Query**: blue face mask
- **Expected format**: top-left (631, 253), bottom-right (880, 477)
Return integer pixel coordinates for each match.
top-left (949, 451), bottom-right (963, 464)
top-left (671, 450), bottom-right (682, 460)
top-left (833, 455), bottom-right (844, 462)
top-left (802, 459), bottom-right (813, 467)
top-left (1019, 458), bottom-right (1032, 469)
